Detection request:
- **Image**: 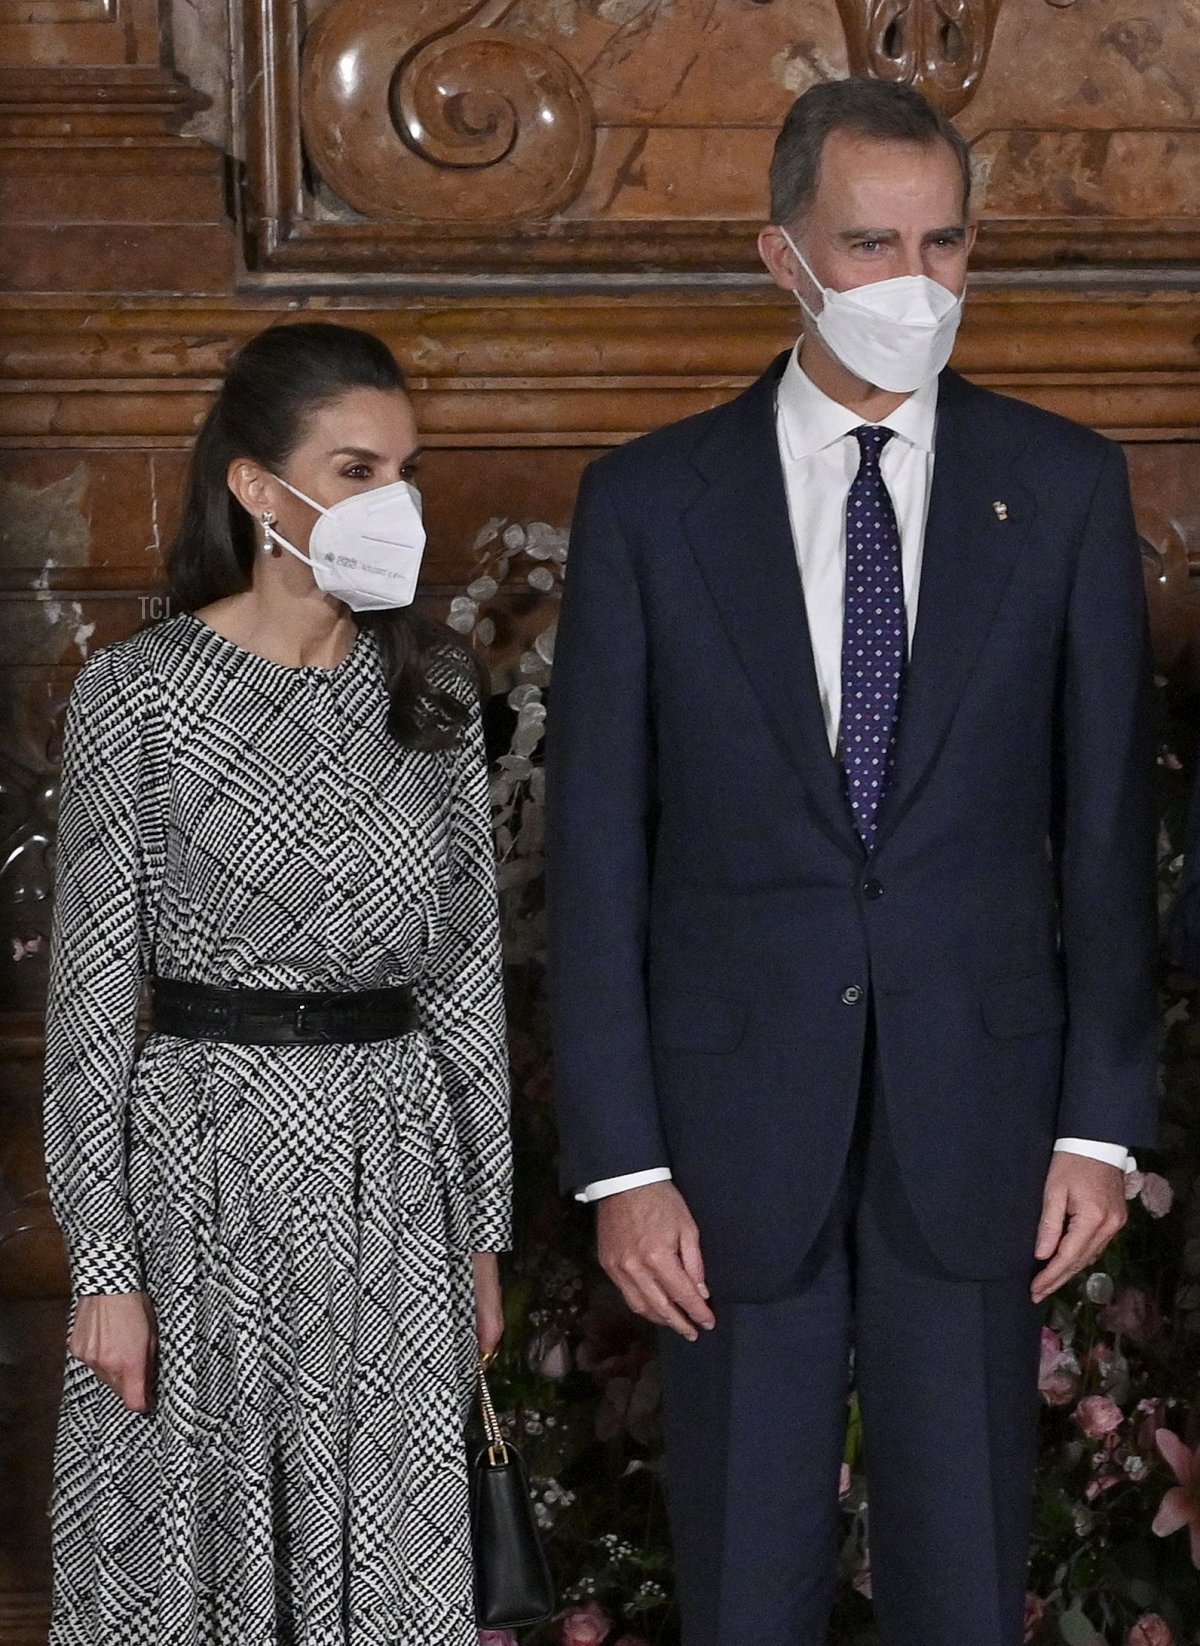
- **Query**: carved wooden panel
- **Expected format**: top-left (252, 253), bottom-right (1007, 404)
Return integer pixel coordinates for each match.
top-left (237, 0), bottom-right (1200, 284)
top-left (0, 0), bottom-right (158, 69)
top-left (836, 0), bottom-right (1002, 116)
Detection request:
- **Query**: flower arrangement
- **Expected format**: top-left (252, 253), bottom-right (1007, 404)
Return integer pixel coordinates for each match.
top-left (455, 531), bottom-right (1200, 1645)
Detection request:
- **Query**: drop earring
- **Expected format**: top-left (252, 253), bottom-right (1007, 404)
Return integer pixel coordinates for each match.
top-left (260, 510), bottom-right (279, 556)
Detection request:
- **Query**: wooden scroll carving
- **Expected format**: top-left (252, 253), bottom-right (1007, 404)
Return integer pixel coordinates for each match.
top-left (300, 0), bottom-right (595, 222)
top-left (239, 0), bottom-right (1200, 284)
top-left (835, 0), bottom-right (1003, 115)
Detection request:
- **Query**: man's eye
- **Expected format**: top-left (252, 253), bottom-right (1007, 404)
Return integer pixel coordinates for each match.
top-left (855, 240), bottom-right (882, 252)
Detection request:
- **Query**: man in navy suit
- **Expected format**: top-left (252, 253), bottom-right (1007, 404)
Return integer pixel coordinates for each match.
top-left (546, 79), bottom-right (1158, 1646)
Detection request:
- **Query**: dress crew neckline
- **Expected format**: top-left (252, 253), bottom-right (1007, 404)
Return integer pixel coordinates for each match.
top-left (184, 611), bottom-right (364, 676)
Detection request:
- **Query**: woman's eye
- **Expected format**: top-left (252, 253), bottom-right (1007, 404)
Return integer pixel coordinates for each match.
top-left (401, 462), bottom-right (420, 482)
top-left (344, 464), bottom-right (371, 480)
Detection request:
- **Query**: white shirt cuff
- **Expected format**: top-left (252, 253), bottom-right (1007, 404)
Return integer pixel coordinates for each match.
top-left (1054, 1138), bottom-right (1135, 1174)
top-left (576, 1167), bottom-right (673, 1203)
top-left (580, 1147), bottom-right (1133, 1202)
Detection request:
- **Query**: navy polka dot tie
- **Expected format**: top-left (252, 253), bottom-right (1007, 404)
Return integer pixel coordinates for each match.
top-left (840, 425), bottom-right (907, 853)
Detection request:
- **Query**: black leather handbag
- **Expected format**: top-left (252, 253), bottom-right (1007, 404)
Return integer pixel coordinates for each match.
top-left (468, 1360), bottom-right (556, 1630)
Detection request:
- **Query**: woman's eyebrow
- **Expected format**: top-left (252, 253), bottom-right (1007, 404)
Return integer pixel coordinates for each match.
top-left (328, 445), bottom-right (424, 463)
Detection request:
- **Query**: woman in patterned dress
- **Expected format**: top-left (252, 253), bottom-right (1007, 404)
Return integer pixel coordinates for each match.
top-left (43, 322), bottom-right (512, 1646)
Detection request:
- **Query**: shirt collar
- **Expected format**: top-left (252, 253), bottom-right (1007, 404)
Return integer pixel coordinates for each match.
top-left (776, 342), bottom-right (938, 462)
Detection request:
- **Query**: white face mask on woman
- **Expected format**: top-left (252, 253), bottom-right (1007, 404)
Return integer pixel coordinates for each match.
top-left (779, 226), bottom-right (964, 395)
top-left (263, 475), bottom-right (427, 612)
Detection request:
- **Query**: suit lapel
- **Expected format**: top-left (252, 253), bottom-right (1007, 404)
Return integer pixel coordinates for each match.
top-left (682, 355), bottom-right (860, 858)
top-left (876, 370), bottom-right (1036, 844)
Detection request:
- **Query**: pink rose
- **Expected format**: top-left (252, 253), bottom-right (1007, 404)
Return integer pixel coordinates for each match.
top-left (1024, 1593), bottom-right (1048, 1642)
top-left (1085, 1470), bottom-right (1122, 1501)
top-left (1100, 1287), bottom-right (1163, 1347)
top-left (595, 1360), bottom-right (661, 1447)
top-left (1038, 1328), bottom-right (1081, 1407)
top-left (1139, 1173), bottom-right (1174, 1219)
top-left (478, 1634), bottom-right (520, 1646)
top-left (1128, 1616), bottom-right (1174, 1646)
top-left (1136, 1399), bottom-right (1168, 1455)
top-left (1075, 1395), bottom-right (1124, 1440)
top-left (839, 1462), bottom-right (852, 1501)
top-left (559, 1602), bottom-right (613, 1646)
top-left (577, 1284), bottom-right (654, 1384)
top-left (529, 1331), bottom-right (572, 1380)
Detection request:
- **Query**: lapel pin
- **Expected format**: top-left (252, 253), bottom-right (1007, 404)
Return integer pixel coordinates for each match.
top-left (993, 500), bottom-right (1009, 522)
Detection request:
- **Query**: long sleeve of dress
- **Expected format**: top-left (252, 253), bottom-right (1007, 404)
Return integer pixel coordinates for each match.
top-left (412, 701), bottom-right (513, 1252)
top-left (43, 642), bottom-right (164, 1296)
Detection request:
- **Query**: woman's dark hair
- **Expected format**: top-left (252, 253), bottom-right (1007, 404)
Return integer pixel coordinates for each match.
top-left (166, 321), bottom-right (476, 753)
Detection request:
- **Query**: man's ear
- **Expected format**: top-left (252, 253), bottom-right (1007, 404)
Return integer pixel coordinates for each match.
top-left (759, 223), bottom-right (804, 296)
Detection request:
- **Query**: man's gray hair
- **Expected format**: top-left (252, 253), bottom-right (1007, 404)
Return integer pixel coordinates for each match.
top-left (770, 78), bottom-right (973, 227)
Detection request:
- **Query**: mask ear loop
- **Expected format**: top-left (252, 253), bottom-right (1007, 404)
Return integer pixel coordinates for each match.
top-left (778, 225), bottom-right (827, 332)
top-left (260, 476), bottom-right (328, 570)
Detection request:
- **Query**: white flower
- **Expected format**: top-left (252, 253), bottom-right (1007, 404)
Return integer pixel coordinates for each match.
top-left (473, 517), bottom-right (505, 551)
top-left (1085, 1273), bottom-right (1115, 1305)
top-left (525, 522), bottom-right (567, 560)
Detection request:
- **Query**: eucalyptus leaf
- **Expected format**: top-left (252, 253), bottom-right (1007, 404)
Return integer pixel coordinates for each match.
top-left (1059, 1605), bottom-right (1099, 1646)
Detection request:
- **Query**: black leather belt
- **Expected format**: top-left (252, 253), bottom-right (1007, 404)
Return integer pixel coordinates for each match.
top-left (149, 976), bottom-right (419, 1046)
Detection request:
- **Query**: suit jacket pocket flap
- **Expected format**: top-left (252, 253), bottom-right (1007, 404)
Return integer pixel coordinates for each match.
top-left (982, 972), bottom-right (1066, 1039)
top-left (652, 989), bottom-right (748, 1053)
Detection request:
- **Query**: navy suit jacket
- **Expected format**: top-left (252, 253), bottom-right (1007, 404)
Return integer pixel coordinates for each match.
top-left (545, 354), bottom-right (1159, 1301)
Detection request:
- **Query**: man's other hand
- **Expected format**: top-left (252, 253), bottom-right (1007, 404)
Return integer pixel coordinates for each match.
top-left (1032, 1153), bottom-right (1128, 1305)
top-left (596, 1181), bottom-right (717, 1340)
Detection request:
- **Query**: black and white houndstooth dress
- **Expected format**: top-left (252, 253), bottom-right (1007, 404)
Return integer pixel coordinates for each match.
top-left (43, 613), bottom-right (512, 1646)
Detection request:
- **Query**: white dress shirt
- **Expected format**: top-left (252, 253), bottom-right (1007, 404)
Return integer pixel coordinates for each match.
top-left (579, 349), bottom-right (1130, 1201)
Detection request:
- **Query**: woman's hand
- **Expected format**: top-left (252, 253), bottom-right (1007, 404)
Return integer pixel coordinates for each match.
top-left (472, 1253), bottom-right (505, 1361)
top-left (68, 1292), bottom-right (158, 1414)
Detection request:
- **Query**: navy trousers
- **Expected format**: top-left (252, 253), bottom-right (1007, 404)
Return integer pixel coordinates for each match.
top-left (658, 1026), bottom-right (1043, 1646)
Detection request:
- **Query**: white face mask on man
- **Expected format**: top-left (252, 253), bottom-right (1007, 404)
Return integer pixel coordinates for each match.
top-left (262, 475), bottom-right (427, 612)
top-left (779, 226), bottom-right (964, 395)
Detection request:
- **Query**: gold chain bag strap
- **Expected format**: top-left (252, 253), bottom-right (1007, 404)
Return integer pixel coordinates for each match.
top-left (468, 1357), bottom-right (555, 1629)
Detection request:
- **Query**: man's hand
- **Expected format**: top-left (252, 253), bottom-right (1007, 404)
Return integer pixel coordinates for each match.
top-left (68, 1291), bottom-right (157, 1413)
top-left (1032, 1154), bottom-right (1128, 1304)
top-left (596, 1181), bottom-right (716, 1341)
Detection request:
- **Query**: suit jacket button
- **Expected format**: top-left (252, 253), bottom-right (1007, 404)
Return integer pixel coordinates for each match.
top-left (862, 878), bottom-right (884, 900)
top-left (841, 985), bottom-right (863, 1005)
